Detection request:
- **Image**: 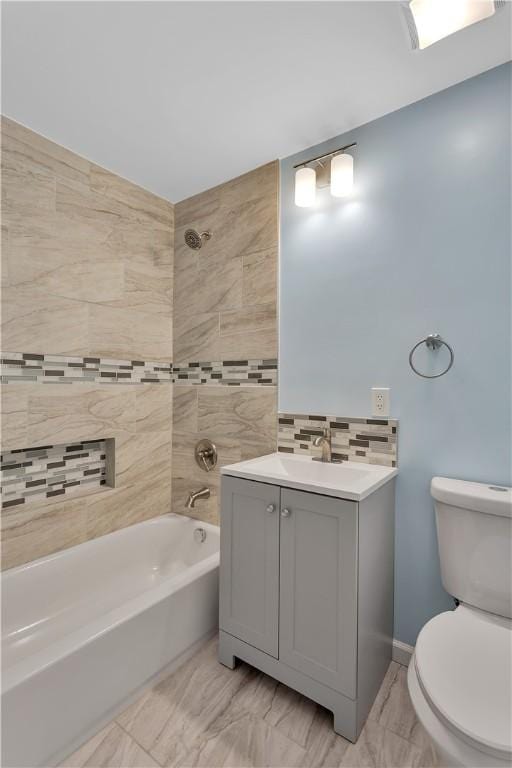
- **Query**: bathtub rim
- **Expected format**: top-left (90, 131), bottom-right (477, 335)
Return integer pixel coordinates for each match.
top-left (2, 513), bottom-right (219, 693)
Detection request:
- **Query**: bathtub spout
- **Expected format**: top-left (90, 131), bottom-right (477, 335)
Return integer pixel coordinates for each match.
top-left (186, 487), bottom-right (210, 509)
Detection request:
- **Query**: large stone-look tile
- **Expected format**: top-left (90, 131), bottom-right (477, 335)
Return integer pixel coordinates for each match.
top-left (88, 304), bottom-right (173, 360)
top-left (243, 247), bottom-right (278, 308)
top-left (219, 329), bottom-right (278, 361)
top-left (179, 715), bottom-right (307, 768)
top-left (136, 384), bottom-right (173, 434)
top-left (2, 116), bottom-right (90, 185)
top-left (369, 663), bottom-right (435, 754)
top-left (197, 387), bottom-right (276, 451)
top-left (1, 495), bottom-right (88, 571)
top-left (171, 447), bottom-right (232, 525)
top-left (6, 247), bottom-right (125, 303)
top-left (172, 385), bottom-right (276, 525)
top-left (339, 719), bottom-right (430, 768)
top-left (264, 684), bottom-right (319, 749)
top-left (120, 265), bottom-right (173, 317)
top-left (119, 637), bottom-right (253, 767)
top-left (172, 161), bottom-right (277, 366)
top-left (220, 161), bottom-right (278, 211)
top-left (1, 146), bottom-right (56, 216)
top-left (0, 383), bottom-right (28, 447)
top-left (60, 722), bottom-right (160, 768)
top-left (1, 285), bottom-right (89, 355)
top-left (89, 163), bottom-right (172, 229)
top-left (173, 387), bottom-right (198, 434)
top-left (0, 382), bottom-right (172, 568)
top-left (2, 117), bottom-right (173, 362)
top-left (173, 312), bottom-right (220, 365)
top-left (55, 177), bottom-right (126, 230)
top-left (300, 706), bottom-right (350, 767)
top-left (219, 303), bottom-right (276, 336)
top-left (61, 635), bottom-right (434, 768)
top-left (173, 249), bottom-right (200, 320)
top-left (174, 186), bottom-right (221, 230)
top-left (195, 252), bottom-right (243, 314)
top-left (25, 384), bottom-right (137, 447)
top-left (173, 249), bottom-right (242, 318)
top-left (205, 194), bottom-right (277, 263)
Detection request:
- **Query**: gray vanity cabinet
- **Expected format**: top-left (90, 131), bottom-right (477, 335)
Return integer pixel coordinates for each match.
top-left (279, 488), bottom-right (358, 698)
top-left (219, 473), bottom-right (395, 742)
top-left (219, 477), bottom-right (280, 657)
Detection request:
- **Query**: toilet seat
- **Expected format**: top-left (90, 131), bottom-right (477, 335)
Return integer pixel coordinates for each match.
top-left (414, 606), bottom-right (512, 762)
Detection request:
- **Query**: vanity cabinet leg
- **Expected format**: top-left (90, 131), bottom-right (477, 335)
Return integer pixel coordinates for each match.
top-left (218, 632), bottom-right (237, 669)
top-left (333, 704), bottom-right (359, 743)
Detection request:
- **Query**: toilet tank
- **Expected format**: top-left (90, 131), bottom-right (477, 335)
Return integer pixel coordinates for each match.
top-left (431, 477), bottom-right (512, 619)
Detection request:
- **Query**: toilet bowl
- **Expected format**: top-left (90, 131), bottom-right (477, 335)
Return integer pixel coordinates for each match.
top-left (407, 477), bottom-right (512, 768)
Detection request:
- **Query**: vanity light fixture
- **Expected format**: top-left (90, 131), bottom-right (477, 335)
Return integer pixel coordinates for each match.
top-left (330, 153), bottom-right (354, 198)
top-left (293, 142), bottom-right (357, 208)
top-left (403, 0), bottom-right (503, 50)
top-left (294, 166), bottom-right (317, 207)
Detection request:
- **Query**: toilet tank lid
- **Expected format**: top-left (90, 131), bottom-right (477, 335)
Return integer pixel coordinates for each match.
top-left (431, 477), bottom-right (512, 518)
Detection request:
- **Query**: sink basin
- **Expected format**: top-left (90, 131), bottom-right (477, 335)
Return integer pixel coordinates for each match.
top-left (221, 452), bottom-right (397, 501)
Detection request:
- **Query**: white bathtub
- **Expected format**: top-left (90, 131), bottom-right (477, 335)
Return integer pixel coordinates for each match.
top-left (1, 513), bottom-right (220, 768)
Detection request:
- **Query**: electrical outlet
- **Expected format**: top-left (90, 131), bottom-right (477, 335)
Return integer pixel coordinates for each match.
top-left (371, 388), bottom-right (390, 417)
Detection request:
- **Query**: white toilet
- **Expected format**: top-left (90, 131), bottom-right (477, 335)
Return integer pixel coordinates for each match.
top-left (407, 477), bottom-right (512, 768)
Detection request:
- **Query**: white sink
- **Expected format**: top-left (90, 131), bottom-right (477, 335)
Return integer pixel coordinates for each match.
top-left (221, 452), bottom-right (397, 501)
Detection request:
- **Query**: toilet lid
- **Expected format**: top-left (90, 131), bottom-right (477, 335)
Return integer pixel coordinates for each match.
top-left (415, 607), bottom-right (512, 761)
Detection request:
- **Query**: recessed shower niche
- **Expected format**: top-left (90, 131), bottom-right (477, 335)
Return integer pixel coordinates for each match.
top-left (0, 438), bottom-right (115, 509)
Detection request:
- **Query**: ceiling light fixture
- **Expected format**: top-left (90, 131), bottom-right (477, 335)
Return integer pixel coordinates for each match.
top-left (403, 0), bottom-right (504, 50)
top-left (294, 143), bottom-right (357, 208)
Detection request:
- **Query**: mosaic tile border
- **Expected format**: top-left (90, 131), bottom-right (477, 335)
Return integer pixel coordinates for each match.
top-left (278, 413), bottom-right (398, 467)
top-left (173, 359), bottom-right (277, 386)
top-left (1, 439), bottom-right (111, 509)
top-left (0, 353), bottom-right (173, 384)
top-left (0, 354), bottom-right (278, 386)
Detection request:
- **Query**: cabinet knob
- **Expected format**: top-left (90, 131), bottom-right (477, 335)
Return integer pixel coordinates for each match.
top-left (266, 504), bottom-right (275, 514)
top-left (281, 508), bottom-right (291, 518)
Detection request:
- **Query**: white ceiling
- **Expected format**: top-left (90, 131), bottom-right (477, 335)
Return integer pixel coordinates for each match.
top-left (2, 1), bottom-right (510, 202)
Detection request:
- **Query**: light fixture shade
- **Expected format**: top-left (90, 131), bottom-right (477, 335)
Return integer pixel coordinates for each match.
top-left (330, 153), bottom-right (353, 197)
top-left (407, 0), bottom-right (496, 50)
top-left (295, 166), bottom-right (316, 207)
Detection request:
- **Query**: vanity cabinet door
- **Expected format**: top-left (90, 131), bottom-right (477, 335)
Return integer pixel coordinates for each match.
top-left (220, 476), bottom-right (280, 657)
top-left (279, 489), bottom-right (358, 698)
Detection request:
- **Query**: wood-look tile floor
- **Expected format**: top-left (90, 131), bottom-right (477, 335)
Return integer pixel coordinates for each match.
top-left (61, 637), bottom-right (437, 768)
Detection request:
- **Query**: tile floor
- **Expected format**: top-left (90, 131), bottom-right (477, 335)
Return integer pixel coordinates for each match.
top-left (61, 636), bottom-right (437, 768)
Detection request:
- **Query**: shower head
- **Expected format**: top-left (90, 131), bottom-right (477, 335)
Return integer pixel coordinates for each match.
top-left (184, 229), bottom-right (211, 250)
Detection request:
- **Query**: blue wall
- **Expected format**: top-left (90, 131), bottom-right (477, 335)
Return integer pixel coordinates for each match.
top-left (279, 63), bottom-right (511, 646)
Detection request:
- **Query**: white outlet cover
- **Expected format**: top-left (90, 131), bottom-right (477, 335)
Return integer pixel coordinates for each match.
top-left (371, 387), bottom-right (390, 417)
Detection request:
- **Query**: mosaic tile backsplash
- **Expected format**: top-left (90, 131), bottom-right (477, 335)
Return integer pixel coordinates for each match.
top-left (278, 413), bottom-right (398, 467)
top-left (1, 440), bottom-right (111, 509)
top-left (0, 354), bottom-right (277, 386)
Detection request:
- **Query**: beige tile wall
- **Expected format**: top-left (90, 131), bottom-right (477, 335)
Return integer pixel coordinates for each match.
top-left (1, 117), bottom-right (174, 568)
top-left (172, 162), bottom-right (279, 524)
top-left (1, 382), bottom-right (172, 570)
top-left (1, 117), bottom-right (173, 359)
top-left (1, 118), bottom-right (279, 561)
top-left (173, 162), bottom-right (278, 364)
top-left (172, 386), bottom-right (276, 524)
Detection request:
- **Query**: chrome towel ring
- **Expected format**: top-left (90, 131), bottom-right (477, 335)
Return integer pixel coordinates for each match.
top-left (409, 333), bottom-right (454, 379)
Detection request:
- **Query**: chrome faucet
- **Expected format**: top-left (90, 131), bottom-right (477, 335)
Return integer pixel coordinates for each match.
top-left (186, 487), bottom-right (210, 509)
top-left (313, 428), bottom-right (331, 462)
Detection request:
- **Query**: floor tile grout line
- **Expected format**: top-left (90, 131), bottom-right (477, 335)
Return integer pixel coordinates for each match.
top-left (114, 717), bottom-right (166, 767)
